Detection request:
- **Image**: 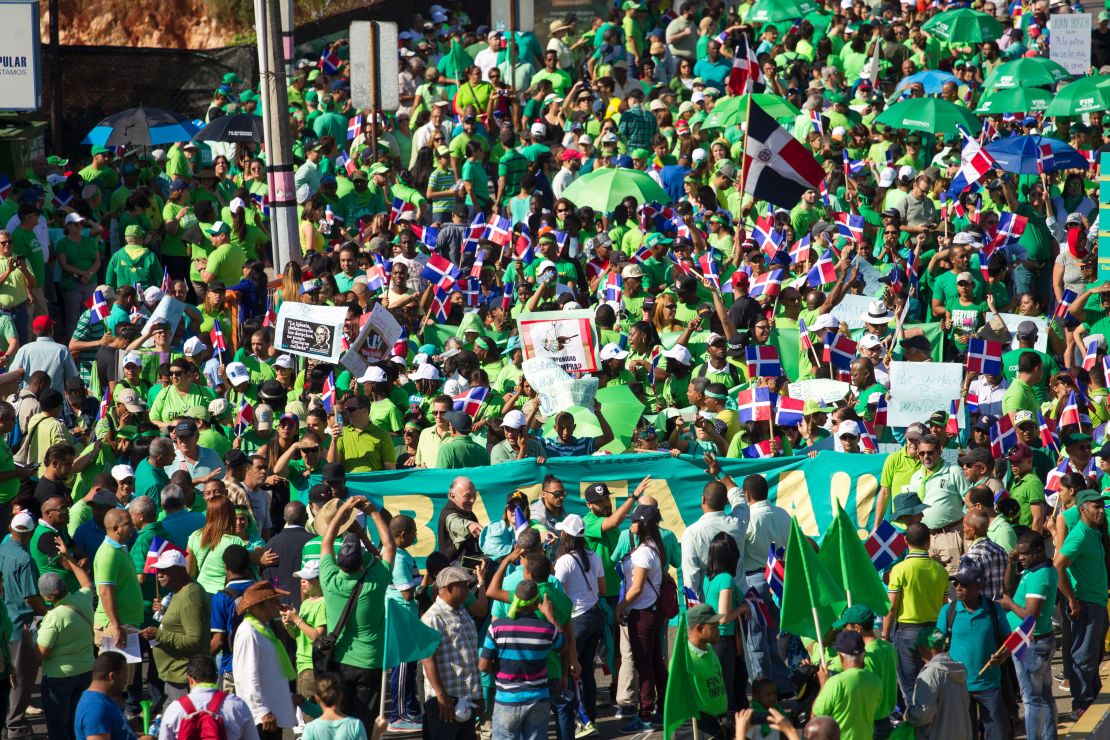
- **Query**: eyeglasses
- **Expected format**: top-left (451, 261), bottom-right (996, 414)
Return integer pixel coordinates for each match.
top-left (545, 489), bottom-right (567, 498)
top-left (301, 446), bottom-right (320, 453)
top-left (169, 370), bottom-right (186, 377)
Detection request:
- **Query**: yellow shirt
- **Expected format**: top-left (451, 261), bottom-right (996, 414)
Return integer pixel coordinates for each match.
top-left (887, 550), bottom-right (949, 624)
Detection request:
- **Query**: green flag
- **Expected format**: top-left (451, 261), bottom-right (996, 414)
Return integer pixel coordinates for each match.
top-left (780, 518), bottom-right (848, 643)
top-left (818, 504), bottom-right (891, 616)
top-left (382, 596), bottom-right (441, 669)
top-left (663, 614), bottom-right (728, 739)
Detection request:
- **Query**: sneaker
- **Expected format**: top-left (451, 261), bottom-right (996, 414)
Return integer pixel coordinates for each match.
top-left (24, 706), bottom-right (42, 718)
top-left (650, 714), bottom-right (664, 730)
top-left (388, 719), bottom-right (422, 732)
top-left (618, 717), bottom-right (649, 734)
top-left (614, 705), bottom-right (637, 719)
top-left (575, 721), bottom-right (599, 738)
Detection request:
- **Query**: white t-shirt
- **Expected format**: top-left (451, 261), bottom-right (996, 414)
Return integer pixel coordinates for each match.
top-left (622, 543), bottom-right (662, 611)
top-left (554, 550), bottom-right (603, 617)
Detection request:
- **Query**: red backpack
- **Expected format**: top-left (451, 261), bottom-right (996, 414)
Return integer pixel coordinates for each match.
top-left (176, 691), bottom-right (229, 740)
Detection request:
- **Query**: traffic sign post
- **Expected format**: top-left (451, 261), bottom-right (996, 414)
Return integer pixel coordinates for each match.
top-left (350, 20), bottom-right (400, 160)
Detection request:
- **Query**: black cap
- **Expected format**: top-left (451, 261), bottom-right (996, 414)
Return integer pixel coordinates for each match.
top-left (208, 281), bottom-right (226, 292)
top-left (630, 504), bottom-right (661, 525)
top-left (308, 483), bottom-right (332, 505)
top-left (323, 461), bottom-right (346, 482)
top-left (444, 410), bottom-right (473, 433)
top-left (584, 482), bottom-right (610, 503)
top-left (900, 334), bottom-right (931, 354)
top-left (259, 379), bottom-right (286, 401)
top-left (64, 377), bottom-right (85, 391)
top-left (951, 563), bottom-right (984, 586)
top-left (174, 419), bottom-right (198, 437)
top-left (676, 275), bottom-right (698, 293)
top-left (957, 447), bottom-right (994, 467)
top-left (834, 630), bottom-right (866, 657)
top-left (38, 388), bottom-right (63, 411)
top-left (223, 449), bottom-right (248, 467)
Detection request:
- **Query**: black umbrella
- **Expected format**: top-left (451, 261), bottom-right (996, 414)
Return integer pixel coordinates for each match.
top-left (192, 113), bottom-right (266, 143)
top-left (86, 106), bottom-right (198, 147)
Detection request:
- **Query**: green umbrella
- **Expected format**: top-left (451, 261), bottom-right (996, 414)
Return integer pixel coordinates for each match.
top-left (921, 8), bottom-right (1003, 43)
top-left (874, 97), bottom-right (981, 136)
top-left (560, 168), bottom-right (670, 214)
top-left (973, 87), bottom-right (1052, 114)
top-left (595, 385), bottom-right (647, 453)
top-left (541, 405), bottom-right (602, 438)
top-left (746, 0), bottom-right (819, 23)
top-left (701, 93), bottom-right (801, 129)
top-left (1045, 75), bottom-right (1110, 116)
top-left (982, 57), bottom-right (1070, 90)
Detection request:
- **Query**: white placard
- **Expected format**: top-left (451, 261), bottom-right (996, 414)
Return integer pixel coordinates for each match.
top-left (1049, 13), bottom-right (1092, 76)
top-left (517, 309), bottom-right (599, 373)
top-left (341, 304), bottom-right (403, 377)
top-left (490, 0), bottom-right (535, 35)
top-left (0, 3), bottom-right (41, 111)
top-left (100, 632), bottom-right (143, 664)
top-left (788, 379), bottom-right (852, 404)
top-left (274, 302), bottom-right (349, 363)
top-left (887, 361), bottom-right (966, 429)
top-left (832, 294), bottom-right (884, 330)
top-left (146, 295), bottom-right (187, 336)
top-left (522, 357), bottom-right (598, 416)
top-left (997, 313), bottom-right (1048, 353)
top-left (349, 21), bottom-right (400, 111)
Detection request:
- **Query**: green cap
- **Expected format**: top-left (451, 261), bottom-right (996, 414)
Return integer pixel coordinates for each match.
top-left (1064, 432), bottom-right (1093, 447)
top-left (185, 405), bottom-right (210, 422)
top-left (1076, 489), bottom-right (1104, 507)
top-left (115, 425), bottom-right (139, 441)
top-left (91, 145), bottom-right (111, 156)
top-left (686, 604), bottom-right (725, 626)
top-left (46, 155), bottom-right (68, 167)
top-left (645, 233), bottom-right (673, 248)
top-left (630, 147), bottom-right (651, 160)
top-left (825, 91), bottom-right (847, 104)
top-left (222, 72), bottom-right (243, 85)
top-left (833, 604), bottom-right (875, 629)
top-left (123, 224), bottom-right (146, 239)
top-left (474, 336), bottom-right (496, 351)
top-left (207, 221), bottom-right (231, 237)
top-left (368, 163), bottom-right (390, 176)
top-left (914, 630), bottom-right (948, 649)
top-left (239, 90), bottom-right (258, 103)
top-left (304, 88), bottom-right (319, 102)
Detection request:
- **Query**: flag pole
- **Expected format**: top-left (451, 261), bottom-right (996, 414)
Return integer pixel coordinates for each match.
top-left (737, 94), bottom-right (754, 213)
top-left (380, 604), bottom-right (390, 720)
top-left (810, 606), bottom-right (827, 668)
top-left (692, 718), bottom-right (701, 740)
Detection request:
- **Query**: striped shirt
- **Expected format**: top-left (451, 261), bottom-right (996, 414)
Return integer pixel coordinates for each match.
top-left (428, 167), bottom-right (457, 219)
top-left (497, 149), bottom-right (528, 206)
top-left (481, 614), bottom-right (563, 704)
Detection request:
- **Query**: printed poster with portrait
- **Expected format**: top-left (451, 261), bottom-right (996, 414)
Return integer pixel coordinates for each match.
top-left (341, 304), bottom-right (404, 378)
top-left (516, 309), bottom-right (599, 373)
top-left (274, 302), bottom-right (349, 363)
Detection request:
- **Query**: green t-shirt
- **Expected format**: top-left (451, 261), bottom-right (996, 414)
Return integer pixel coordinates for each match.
top-left (187, 531), bottom-right (248, 594)
top-left (1008, 472), bottom-right (1046, 528)
top-left (810, 667), bottom-right (883, 740)
top-left (462, 159), bottom-right (490, 208)
top-left (290, 595), bottom-right (328, 673)
top-left (1001, 348), bottom-right (1055, 404)
top-left (1001, 378), bottom-right (1039, 417)
top-left (319, 553), bottom-right (392, 668)
top-left (93, 539), bottom-right (144, 627)
top-left (702, 572), bottom-right (739, 636)
top-left (1061, 520), bottom-right (1108, 604)
top-left (37, 587), bottom-right (96, 678)
top-left (10, 226), bottom-right (45, 287)
top-left (205, 243), bottom-right (246, 286)
top-left (57, 236), bottom-right (100, 291)
top-left (584, 511), bottom-right (622, 598)
top-left (1009, 562), bottom-right (1057, 637)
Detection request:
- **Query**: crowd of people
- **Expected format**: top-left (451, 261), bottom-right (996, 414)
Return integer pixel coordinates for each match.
top-left (4, 0), bottom-right (1110, 736)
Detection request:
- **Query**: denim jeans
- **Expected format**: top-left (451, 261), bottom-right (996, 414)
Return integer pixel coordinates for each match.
top-left (742, 573), bottom-right (793, 695)
top-left (491, 700), bottom-right (551, 740)
top-left (892, 622), bottom-right (933, 707)
top-left (1014, 635), bottom-right (1056, 739)
top-left (42, 671), bottom-right (92, 740)
top-left (547, 680), bottom-right (576, 740)
top-left (1068, 600), bottom-right (1107, 710)
top-left (571, 605), bottom-right (604, 721)
top-left (969, 687), bottom-right (1004, 740)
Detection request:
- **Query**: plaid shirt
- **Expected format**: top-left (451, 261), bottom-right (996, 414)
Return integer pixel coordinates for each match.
top-left (421, 596), bottom-right (481, 702)
top-left (617, 105), bottom-right (659, 151)
top-left (964, 536), bottom-right (1008, 600)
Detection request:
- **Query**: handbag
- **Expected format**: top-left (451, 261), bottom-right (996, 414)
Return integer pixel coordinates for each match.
top-left (312, 571), bottom-right (366, 672)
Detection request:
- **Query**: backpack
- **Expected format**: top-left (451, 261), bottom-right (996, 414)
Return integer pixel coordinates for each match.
top-left (176, 691), bottom-right (228, 740)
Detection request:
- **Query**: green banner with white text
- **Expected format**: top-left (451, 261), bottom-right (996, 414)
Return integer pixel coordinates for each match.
top-left (338, 451), bottom-right (887, 563)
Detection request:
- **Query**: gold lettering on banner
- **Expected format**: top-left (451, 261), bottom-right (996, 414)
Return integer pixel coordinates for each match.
top-left (774, 470), bottom-right (816, 535)
top-left (383, 494), bottom-right (438, 558)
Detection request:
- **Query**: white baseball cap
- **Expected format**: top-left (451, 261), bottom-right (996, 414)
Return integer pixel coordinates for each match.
top-left (838, 419), bottom-right (861, 438)
top-left (411, 363), bottom-right (441, 381)
top-left (63, 212), bottom-right (86, 225)
top-left (555, 513), bottom-right (586, 537)
top-left (123, 351), bottom-right (143, 367)
top-left (691, 147), bottom-right (707, 162)
top-left (183, 336), bottom-right (205, 357)
top-left (502, 409), bottom-right (527, 429)
top-left (878, 167), bottom-right (896, 187)
top-left (662, 345), bottom-right (693, 365)
top-left (358, 366), bottom-right (388, 384)
top-left (226, 362), bottom-right (251, 387)
top-left (530, 122), bottom-right (546, 139)
top-left (858, 334), bottom-right (883, 350)
top-left (275, 354), bottom-right (295, 370)
top-left (154, 550), bottom-right (187, 569)
top-left (229, 197), bottom-right (246, 213)
top-left (600, 342), bottom-right (629, 361)
top-left (143, 286), bottom-right (164, 305)
top-left (10, 512), bottom-right (34, 533)
top-left (294, 560), bottom-right (320, 579)
top-left (897, 165), bottom-right (915, 181)
top-left (111, 464), bottom-right (135, 482)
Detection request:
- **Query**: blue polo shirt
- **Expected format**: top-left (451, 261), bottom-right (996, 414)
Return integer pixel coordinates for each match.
top-left (937, 599), bottom-right (1011, 692)
top-left (75, 689), bottom-right (136, 739)
top-left (210, 578), bottom-right (254, 674)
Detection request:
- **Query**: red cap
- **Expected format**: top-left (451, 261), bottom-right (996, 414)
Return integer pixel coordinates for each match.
top-left (561, 149), bottom-right (583, 161)
top-left (32, 315), bottom-right (53, 333)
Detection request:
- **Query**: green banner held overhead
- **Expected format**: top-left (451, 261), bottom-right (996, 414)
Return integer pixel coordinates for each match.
top-left (335, 451), bottom-right (887, 563)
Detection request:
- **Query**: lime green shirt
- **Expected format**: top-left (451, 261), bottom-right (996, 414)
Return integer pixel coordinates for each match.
top-left (93, 538), bottom-right (144, 627)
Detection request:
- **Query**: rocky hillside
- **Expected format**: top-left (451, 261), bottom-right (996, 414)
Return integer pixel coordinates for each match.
top-left (42, 0), bottom-right (249, 48)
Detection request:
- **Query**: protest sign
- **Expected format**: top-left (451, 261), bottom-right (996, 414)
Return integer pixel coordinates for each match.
top-left (517, 309), bottom-right (599, 373)
top-left (338, 450), bottom-right (887, 562)
top-left (997, 313), bottom-right (1048, 352)
top-left (1049, 13), bottom-right (1091, 75)
top-left (523, 357), bottom-right (598, 416)
top-left (832, 294), bottom-right (883, 330)
top-left (341, 304), bottom-right (403, 377)
top-left (146, 295), bottom-right (187, 336)
top-left (275, 302), bottom-right (349, 363)
top-left (887, 361), bottom-right (965, 429)
top-left (788, 379), bottom-right (852, 404)
top-left (852, 257), bottom-right (885, 297)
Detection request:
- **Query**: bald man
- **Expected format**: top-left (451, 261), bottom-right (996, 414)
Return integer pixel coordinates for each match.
top-left (93, 507), bottom-right (143, 679)
top-left (961, 510), bottom-right (1008, 600)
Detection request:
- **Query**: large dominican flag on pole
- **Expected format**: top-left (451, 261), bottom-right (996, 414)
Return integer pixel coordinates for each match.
top-left (742, 103), bottom-right (825, 210)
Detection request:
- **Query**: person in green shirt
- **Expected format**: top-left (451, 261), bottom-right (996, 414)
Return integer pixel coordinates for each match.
top-left (200, 221), bottom-right (245, 287)
top-left (436, 412), bottom-right (491, 468)
top-left (1005, 444), bottom-right (1047, 530)
top-left (586, 481), bottom-right (640, 600)
top-left (56, 214), bottom-right (101, 335)
top-left (93, 509), bottom-right (144, 650)
top-left (35, 541), bottom-right (97, 723)
top-left (460, 141), bottom-right (491, 213)
top-left (832, 605), bottom-right (898, 724)
top-left (104, 225), bottom-right (163, 291)
top-left (810, 630), bottom-right (883, 740)
top-left (1001, 352), bottom-right (1043, 419)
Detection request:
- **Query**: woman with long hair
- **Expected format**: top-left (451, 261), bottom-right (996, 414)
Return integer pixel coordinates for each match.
top-left (704, 532), bottom-right (750, 718)
top-left (554, 514), bottom-right (606, 732)
top-left (278, 261), bottom-right (302, 308)
top-left (652, 294), bottom-right (683, 333)
top-left (186, 496), bottom-right (247, 594)
top-left (299, 197), bottom-right (326, 256)
top-left (615, 504), bottom-right (667, 732)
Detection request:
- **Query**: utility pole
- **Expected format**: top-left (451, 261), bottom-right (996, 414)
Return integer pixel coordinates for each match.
top-left (278, 0), bottom-right (295, 76)
top-left (254, 0), bottom-right (298, 270)
top-left (49, 0), bottom-right (61, 153)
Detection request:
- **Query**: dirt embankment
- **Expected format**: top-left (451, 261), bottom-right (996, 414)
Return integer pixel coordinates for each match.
top-left (41, 0), bottom-right (247, 48)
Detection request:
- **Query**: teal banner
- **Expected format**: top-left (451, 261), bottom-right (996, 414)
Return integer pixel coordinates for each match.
top-left (338, 451), bottom-right (887, 562)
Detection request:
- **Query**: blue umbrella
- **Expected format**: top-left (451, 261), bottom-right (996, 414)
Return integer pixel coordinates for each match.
top-left (983, 135), bottom-right (1088, 174)
top-left (893, 69), bottom-right (960, 95)
top-left (82, 106), bottom-right (199, 147)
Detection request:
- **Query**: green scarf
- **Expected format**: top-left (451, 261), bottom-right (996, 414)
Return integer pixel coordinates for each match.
top-left (243, 613), bottom-right (296, 680)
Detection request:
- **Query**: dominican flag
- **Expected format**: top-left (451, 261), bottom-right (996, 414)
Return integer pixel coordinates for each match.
top-left (1059, 391), bottom-right (1082, 428)
top-left (161, 267), bottom-right (172, 295)
top-left (484, 215), bottom-right (513, 247)
top-left (648, 345), bottom-right (663, 386)
top-left (806, 250), bottom-right (837, 287)
top-left (1036, 410), bottom-right (1059, 450)
top-left (364, 262), bottom-right (387, 293)
top-left (865, 520), bottom-right (908, 572)
top-left (262, 298), bottom-right (276, 328)
top-left (808, 109), bottom-right (824, 135)
top-left (988, 211), bottom-right (1028, 250)
top-left (990, 415), bottom-right (1017, 457)
top-left (827, 333), bottom-right (858, 370)
top-left (410, 224), bottom-right (439, 251)
top-left (453, 386), bottom-right (489, 416)
top-left (1045, 457), bottom-right (1069, 492)
top-left (746, 345), bottom-right (782, 378)
top-left (319, 46), bottom-right (342, 74)
top-left (774, 395), bottom-right (805, 426)
top-left (347, 114), bottom-right (364, 141)
top-left (742, 102), bottom-right (825, 210)
top-left (236, 397), bottom-right (254, 436)
top-left (737, 387), bottom-right (774, 422)
top-left (947, 129), bottom-right (997, 198)
top-left (143, 536), bottom-right (185, 574)
top-left (430, 286), bottom-right (451, 323)
top-left (89, 289), bottom-right (111, 324)
top-left (95, 388), bottom-right (110, 423)
top-left (210, 319), bottom-right (227, 357)
top-left (727, 35), bottom-right (764, 95)
top-left (324, 204), bottom-right (342, 224)
top-left (393, 326), bottom-right (409, 358)
top-left (512, 506), bottom-right (530, 535)
top-left (697, 253), bottom-right (721, 291)
top-left (765, 544), bottom-right (785, 603)
top-left (669, 252), bottom-right (696, 277)
top-left (751, 215), bottom-right (784, 256)
top-left (874, 393), bottom-right (888, 426)
top-left (421, 254), bottom-right (460, 285)
top-left (390, 197), bottom-right (415, 225)
top-left (741, 439), bottom-right (777, 458)
top-left (321, 373), bottom-right (337, 414)
top-left (842, 150), bottom-right (866, 178)
top-left (1083, 336), bottom-right (1101, 371)
top-left (52, 191), bottom-right (73, 210)
top-left (501, 281), bottom-right (514, 310)
top-left (0, 175), bottom-right (11, 202)
top-left (1053, 289), bottom-right (1078, 324)
top-left (468, 246), bottom-right (486, 279)
top-left (749, 269), bottom-right (783, 300)
top-left (1036, 143), bottom-right (1054, 175)
top-left (1001, 615), bottom-right (1037, 660)
top-left (798, 318), bottom-right (813, 352)
top-left (743, 587), bottom-right (773, 627)
top-left (629, 243), bottom-right (651, 265)
top-left (860, 420), bottom-right (879, 452)
top-left (966, 338), bottom-right (1003, 375)
top-left (514, 231), bottom-right (535, 264)
top-left (789, 234), bottom-right (812, 264)
top-left (603, 273), bottom-right (623, 303)
top-left (834, 212), bottom-right (864, 243)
